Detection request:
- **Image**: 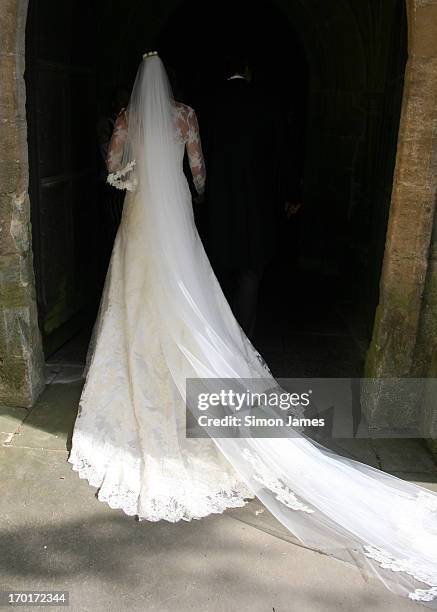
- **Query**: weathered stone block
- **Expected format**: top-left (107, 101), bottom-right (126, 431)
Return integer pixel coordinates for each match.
top-left (361, 377), bottom-right (422, 431)
top-left (0, 354), bottom-right (44, 408)
top-left (415, 2), bottom-right (437, 58)
top-left (0, 0), bottom-right (44, 408)
top-left (0, 0), bottom-right (27, 56)
top-left (421, 348), bottom-right (437, 438)
top-left (0, 256), bottom-right (31, 309)
top-left (0, 191), bottom-right (31, 257)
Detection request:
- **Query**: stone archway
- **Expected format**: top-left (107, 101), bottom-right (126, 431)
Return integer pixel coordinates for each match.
top-left (0, 0), bottom-right (436, 442)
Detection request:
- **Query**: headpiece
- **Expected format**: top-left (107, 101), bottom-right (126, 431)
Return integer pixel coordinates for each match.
top-left (143, 51), bottom-right (158, 59)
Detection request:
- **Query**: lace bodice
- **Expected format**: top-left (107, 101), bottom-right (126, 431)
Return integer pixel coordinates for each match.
top-left (107, 101), bottom-right (206, 196)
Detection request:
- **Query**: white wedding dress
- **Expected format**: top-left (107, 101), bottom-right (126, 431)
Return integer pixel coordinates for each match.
top-left (69, 99), bottom-right (256, 520)
top-left (69, 54), bottom-right (437, 606)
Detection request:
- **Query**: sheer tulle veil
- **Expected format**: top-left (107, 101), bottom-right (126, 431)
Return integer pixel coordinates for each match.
top-left (99, 54), bottom-right (437, 606)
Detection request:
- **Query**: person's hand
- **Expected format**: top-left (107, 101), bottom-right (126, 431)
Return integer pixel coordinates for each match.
top-left (285, 201), bottom-right (302, 218)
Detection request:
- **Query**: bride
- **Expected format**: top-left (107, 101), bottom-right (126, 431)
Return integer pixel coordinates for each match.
top-left (69, 52), bottom-right (437, 606)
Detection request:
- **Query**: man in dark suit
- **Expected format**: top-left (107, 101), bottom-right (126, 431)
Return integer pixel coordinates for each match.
top-left (204, 54), bottom-right (301, 337)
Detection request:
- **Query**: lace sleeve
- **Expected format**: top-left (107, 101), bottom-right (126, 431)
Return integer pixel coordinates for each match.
top-left (106, 110), bottom-right (137, 191)
top-left (186, 109), bottom-right (206, 196)
top-left (107, 110), bottom-right (127, 172)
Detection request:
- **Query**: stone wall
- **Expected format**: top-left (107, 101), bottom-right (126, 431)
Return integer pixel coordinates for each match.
top-left (364, 0), bottom-right (437, 436)
top-left (0, 0), bottom-right (45, 407)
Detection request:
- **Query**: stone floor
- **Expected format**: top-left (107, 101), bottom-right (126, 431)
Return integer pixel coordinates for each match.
top-left (1, 268), bottom-right (436, 611)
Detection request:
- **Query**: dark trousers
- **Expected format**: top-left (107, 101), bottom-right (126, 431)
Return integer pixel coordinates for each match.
top-left (216, 265), bottom-right (264, 338)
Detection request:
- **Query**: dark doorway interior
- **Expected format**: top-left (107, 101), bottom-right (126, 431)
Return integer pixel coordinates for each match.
top-left (25, 0), bottom-right (101, 357)
top-left (25, 0), bottom-right (407, 379)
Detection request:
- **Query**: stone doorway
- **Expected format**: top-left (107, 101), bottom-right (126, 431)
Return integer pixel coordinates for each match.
top-left (1, 1), bottom-right (436, 441)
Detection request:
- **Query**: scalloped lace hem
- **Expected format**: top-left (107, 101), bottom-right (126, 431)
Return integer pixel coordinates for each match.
top-left (363, 545), bottom-right (437, 603)
top-left (68, 447), bottom-right (255, 523)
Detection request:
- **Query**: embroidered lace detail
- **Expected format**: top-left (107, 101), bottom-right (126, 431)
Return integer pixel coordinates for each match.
top-left (69, 434), bottom-right (254, 523)
top-left (106, 103), bottom-right (205, 196)
top-left (137, 486), bottom-right (253, 523)
top-left (69, 445), bottom-right (139, 516)
top-left (363, 546), bottom-right (437, 602)
top-left (173, 102), bottom-right (206, 196)
top-left (410, 587), bottom-right (437, 603)
top-left (242, 449), bottom-right (314, 513)
top-left (107, 161), bottom-right (138, 192)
